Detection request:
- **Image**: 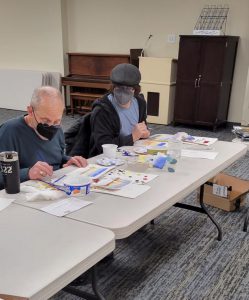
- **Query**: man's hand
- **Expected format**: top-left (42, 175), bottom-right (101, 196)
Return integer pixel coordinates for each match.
top-left (63, 156), bottom-right (88, 168)
top-left (28, 161), bottom-right (53, 180)
top-left (132, 122), bottom-right (150, 142)
top-left (141, 128), bottom-right (150, 139)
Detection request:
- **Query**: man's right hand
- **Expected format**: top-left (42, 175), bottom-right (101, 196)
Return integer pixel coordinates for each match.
top-left (132, 122), bottom-right (149, 142)
top-left (28, 161), bottom-right (53, 180)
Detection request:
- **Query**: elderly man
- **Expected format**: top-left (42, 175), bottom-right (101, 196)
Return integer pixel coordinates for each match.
top-left (0, 86), bottom-right (87, 189)
top-left (88, 63), bottom-right (150, 157)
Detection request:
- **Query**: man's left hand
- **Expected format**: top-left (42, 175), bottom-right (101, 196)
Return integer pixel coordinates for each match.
top-left (63, 156), bottom-right (88, 168)
top-left (141, 129), bottom-right (150, 139)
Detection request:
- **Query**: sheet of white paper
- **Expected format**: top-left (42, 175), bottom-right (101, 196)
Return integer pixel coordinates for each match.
top-left (0, 197), bottom-right (15, 211)
top-left (182, 149), bottom-right (218, 159)
top-left (41, 198), bottom-right (93, 217)
top-left (92, 183), bottom-right (151, 198)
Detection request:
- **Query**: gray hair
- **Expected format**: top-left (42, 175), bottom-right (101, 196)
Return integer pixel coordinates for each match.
top-left (30, 86), bottom-right (63, 109)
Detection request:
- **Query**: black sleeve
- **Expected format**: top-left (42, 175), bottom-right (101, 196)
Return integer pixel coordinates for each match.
top-left (64, 119), bottom-right (81, 155)
top-left (91, 108), bottom-right (133, 154)
top-left (137, 95), bottom-right (148, 124)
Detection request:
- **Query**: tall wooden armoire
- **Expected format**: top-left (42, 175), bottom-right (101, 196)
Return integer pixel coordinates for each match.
top-left (173, 35), bottom-right (239, 130)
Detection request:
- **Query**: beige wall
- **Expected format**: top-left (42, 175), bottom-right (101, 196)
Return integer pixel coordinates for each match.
top-left (63, 0), bottom-right (249, 123)
top-left (242, 68), bottom-right (249, 125)
top-left (0, 0), bottom-right (248, 123)
top-left (0, 0), bottom-right (64, 73)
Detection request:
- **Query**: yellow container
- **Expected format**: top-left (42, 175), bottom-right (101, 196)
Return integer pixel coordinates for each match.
top-left (147, 146), bottom-right (167, 155)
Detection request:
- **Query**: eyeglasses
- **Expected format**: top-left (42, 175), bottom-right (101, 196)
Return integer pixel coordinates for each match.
top-left (114, 86), bottom-right (134, 93)
top-left (32, 107), bottom-right (61, 126)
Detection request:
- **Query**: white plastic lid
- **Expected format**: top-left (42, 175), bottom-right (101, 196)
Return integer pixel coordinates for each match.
top-left (63, 175), bottom-right (91, 187)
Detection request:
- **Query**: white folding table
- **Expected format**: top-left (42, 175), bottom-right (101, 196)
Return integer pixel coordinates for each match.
top-left (10, 141), bottom-right (247, 241)
top-left (0, 204), bottom-right (115, 300)
top-left (65, 141), bottom-right (247, 240)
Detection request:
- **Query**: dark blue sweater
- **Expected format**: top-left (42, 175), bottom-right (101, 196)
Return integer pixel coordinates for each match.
top-left (0, 116), bottom-right (69, 189)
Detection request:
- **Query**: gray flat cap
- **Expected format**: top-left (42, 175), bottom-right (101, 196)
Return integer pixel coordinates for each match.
top-left (110, 63), bottom-right (141, 86)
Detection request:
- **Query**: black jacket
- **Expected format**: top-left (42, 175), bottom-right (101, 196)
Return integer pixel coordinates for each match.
top-left (65, 112), bottom-right (91, 157)
top-left (89, 93), bottom-right (147, 157)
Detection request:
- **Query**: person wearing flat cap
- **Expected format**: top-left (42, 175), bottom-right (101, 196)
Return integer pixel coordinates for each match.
top-left (88, 63), bottom-right (150, 157)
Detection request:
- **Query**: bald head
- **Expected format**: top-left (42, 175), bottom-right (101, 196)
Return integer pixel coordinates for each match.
top-left (31, 86), bottom-right (64, 110)
top-left (27, 86), bottom-right (64, 128)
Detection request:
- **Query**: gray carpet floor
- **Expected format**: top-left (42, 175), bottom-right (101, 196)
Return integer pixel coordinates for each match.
top-left (1, 109), bottom-right (249, 300)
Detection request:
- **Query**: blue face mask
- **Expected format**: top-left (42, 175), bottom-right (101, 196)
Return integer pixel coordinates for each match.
top-left (113, 86), bottom-right (134, 106)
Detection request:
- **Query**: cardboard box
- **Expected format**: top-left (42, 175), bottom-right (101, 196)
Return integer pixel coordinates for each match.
top-left (203, 173), bottom-right (249, 211)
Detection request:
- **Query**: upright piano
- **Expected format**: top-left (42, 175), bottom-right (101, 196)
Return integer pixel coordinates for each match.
top-left (62, 53), bottom-right (130, 115)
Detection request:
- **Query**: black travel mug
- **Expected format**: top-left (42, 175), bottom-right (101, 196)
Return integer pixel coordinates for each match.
top-left (0, 151), bottom-right (20, 194)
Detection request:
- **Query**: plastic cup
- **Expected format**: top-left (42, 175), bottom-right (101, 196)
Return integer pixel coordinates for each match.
top-left (102, 144), bottom-right (118, 158)
top-left (63, 175), bottom-right (91, 197)
top-left (167, 140), bottom-right (182, 172)
top-left (167, 139), bottom-right (182, 159)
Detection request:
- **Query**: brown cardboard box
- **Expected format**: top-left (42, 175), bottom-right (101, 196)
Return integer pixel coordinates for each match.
top-left (203, 173), bottom-right (249, 211)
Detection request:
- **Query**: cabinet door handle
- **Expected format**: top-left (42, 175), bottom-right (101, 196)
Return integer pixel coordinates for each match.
top-left (197, 77), bottom-right (201, 87)
top-left (194, 78), bottom-right (198, 88)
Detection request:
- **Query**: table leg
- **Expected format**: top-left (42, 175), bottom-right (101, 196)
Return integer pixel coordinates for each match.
top-left (92, 266), bottom-right (105, 300)
top-left (174, 184), bottom-right (222, 241)
top-left (70, 93), bottom-right (74, 116)
top-left (243, 211), bottom-right (249, 232)
top-left (63, 85), bottom-right (69, 115)
top-left (199, 184), bottom-right (222, 241)
top-left (63, 265), bottom-right (105, 300)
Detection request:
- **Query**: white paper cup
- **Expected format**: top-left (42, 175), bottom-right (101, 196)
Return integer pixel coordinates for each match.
top-left (102, 144), bottom-right (118, 158)
top-left (63, 175), bottom-right (91, 197)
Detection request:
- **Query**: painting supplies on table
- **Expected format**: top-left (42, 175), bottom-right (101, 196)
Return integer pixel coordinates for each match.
top-left (96, 157), bottom-right (125, 166)
top-left (91, 168), bottom-right (158, 198)
top-left (181, 135), bottom-right (218, 146)
top-left (143, 133), bottom-right (218, 147)
top-left (119, 148), bottom-right (138, 157)
top-left (25, 164), bottom-right (159, 199)
top-left (92, 176), bottom-right (131, 190)
top-left (147, 144), bottom-right (167, 155)
top-left (39, 175), bottom-right (91, 196)
top-left (65, 164), bottom-right (116, 180)
top-left (152, 153), bottom-right (178, 172)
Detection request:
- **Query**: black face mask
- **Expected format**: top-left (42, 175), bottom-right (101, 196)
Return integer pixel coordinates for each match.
top-left (36, 123), bottom-right (60, 140)
top-left (32, 108), bottom-right (60, 140)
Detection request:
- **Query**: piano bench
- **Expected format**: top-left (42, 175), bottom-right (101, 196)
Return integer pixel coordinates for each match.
top-left (70, 92), bottom-right (103, 115)
top-left (75, 105), bottom-right (92, 115)
top-left (70, 92), bottom-right (103, 99)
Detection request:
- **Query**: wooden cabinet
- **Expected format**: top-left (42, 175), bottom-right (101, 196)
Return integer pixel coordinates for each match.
top-left (173, 35), bottom-right (239, 129)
